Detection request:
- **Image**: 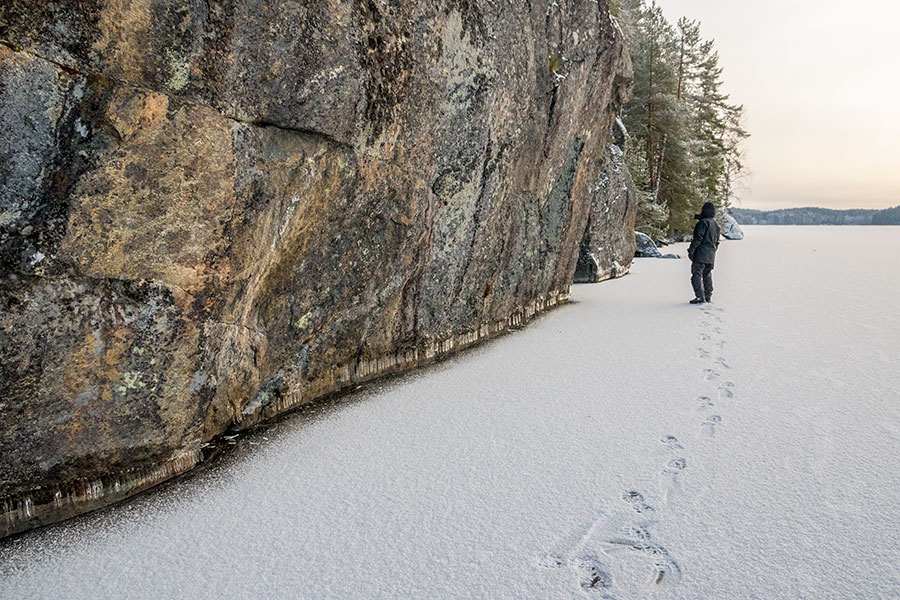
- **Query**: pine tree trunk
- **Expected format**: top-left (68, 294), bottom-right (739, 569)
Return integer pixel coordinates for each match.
top-left (646, 40), bottom-right (655, 189)
top-left (677, 32), bottom-right (685, 102)
top-left (654, 134), bottom-right (667, 195)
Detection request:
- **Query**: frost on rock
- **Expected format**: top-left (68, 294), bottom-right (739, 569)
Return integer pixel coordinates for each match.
top-left (635, 232), bottom-right (681, 259)
top-left (723, 213), bottom-right (745, 240)
top-left (634, 231), bottom-right (662, 257)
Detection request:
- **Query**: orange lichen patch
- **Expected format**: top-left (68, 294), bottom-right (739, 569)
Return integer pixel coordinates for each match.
top-left (90, 0), bottom-right (154, 81)
top-left (60, 87), bottom-right (237, 294)
top-left (104, 88), bottom-right (169, 140)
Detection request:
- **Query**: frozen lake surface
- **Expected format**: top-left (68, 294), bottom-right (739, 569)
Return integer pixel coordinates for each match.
top-left (1, 226), bottom-right (899, 599)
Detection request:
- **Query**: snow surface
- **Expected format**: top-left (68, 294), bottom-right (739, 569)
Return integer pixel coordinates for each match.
top-left (2, 226), bottom-right (899, 599)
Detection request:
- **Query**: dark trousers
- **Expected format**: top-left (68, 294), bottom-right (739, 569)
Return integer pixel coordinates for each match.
top-left (691, 261), bottom-right (714, 300)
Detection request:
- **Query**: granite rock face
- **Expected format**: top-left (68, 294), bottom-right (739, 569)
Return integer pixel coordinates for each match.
top-left (0, 0), bottom-right (631, 536)
top-left (573, 118), bottom-right (637, 283)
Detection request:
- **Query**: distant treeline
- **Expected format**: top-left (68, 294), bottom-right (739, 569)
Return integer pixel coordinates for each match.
top-left (732, 206), bottom-right (900, 226)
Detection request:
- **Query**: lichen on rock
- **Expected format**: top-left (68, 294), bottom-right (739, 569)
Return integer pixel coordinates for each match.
top-left (0, 0), bottom-right (633, 537)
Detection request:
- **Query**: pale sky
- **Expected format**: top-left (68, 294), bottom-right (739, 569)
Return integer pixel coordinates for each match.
top-left (652, 0), bottom-right (900, 210)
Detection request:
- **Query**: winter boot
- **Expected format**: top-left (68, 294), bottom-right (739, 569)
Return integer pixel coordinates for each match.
top-left (690, 298), bottom-right (705, 305)
top-left (705, 295), bottom-right (712, 303)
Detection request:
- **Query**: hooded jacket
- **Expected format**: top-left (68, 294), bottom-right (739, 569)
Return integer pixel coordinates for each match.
top-left (688, 202), bottom-right (721, 265)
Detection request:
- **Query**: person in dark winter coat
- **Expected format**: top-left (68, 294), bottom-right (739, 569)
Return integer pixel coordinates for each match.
top-left (687, 202), bottom-right (721, 304)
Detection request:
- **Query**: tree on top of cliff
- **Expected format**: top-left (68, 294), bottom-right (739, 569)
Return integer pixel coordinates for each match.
top-left (618, 1), bottom-right (749, 237)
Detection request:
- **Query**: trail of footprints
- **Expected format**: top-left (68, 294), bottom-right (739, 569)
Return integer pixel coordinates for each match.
top-left (696, 305), bottom-right (732, 438)
top-left (540, 304), bottom-right (737, 596)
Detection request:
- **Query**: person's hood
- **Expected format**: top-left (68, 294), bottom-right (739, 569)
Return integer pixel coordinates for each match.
top-left (695, 202), bottom-right (716, 220)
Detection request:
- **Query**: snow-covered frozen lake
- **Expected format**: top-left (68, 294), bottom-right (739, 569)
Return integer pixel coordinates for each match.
top-left (1, 226), bottom-right (899, 599)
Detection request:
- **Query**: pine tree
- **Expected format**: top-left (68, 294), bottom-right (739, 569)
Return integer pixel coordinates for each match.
top-left (675, 18), bottom-right (701, 103)
top-left (621, 1), bottom-right (683, 235)
top-left (719, 102), bottom-right (750, 212)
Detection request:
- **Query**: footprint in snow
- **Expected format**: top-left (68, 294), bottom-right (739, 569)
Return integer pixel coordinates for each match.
top-left (715, 357), bottom-right (731, 369)
top-left (700, 320), bottom-right (712, 328)
top-left (602, 539), bottom-right (683, 586)
top-left (652, 559), bottom-right (684, 586)
top-left (718, 382), bottom-right (735, 398)
top-left (702, 368), bottom-right (720, 381)
top-left (538, 514), bottom-right (619, 597)
top-left (696, 347), bottom-right (710, 359)
top-left (699, 332), bottom-right (711, 341)
top-left (696, 396), bottom-right (714, 410)
top-left (660, 435), bottom-right (683, 450)
top-left (700, 415), bottom-right (722, 437)
top-left (576, 554), bottom-right (615, 595)
top-left (713, 326), bottom-right (723, 335)
top-left (660, 458), bottom-right (687, 502)
top-left (700, 308), bottom-right (723, 322)
top-left (664, 458), bottom-right (687, 474)
top-left (624, 525), bottom-right (652, 540)
top-left (716, 339), bottom-right (727, 349)
top-left (621, 490), bottom-right (654, 514)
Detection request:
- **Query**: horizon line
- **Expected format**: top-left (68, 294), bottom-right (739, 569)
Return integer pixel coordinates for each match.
top-left (732, 205), bottom-right (900, 212)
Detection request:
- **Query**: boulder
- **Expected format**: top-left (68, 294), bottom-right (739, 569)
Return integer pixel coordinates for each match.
top-left (723, 213), bottom-right (745, 240)
top-left (0, 1), bottom-right (633, 536)
top-left (634, 232), bottom-right (662, 258)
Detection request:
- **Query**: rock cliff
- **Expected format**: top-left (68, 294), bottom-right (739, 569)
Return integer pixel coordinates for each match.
top-left (573, 118), bottom-right (636, 283)
top-left (0, 0), bottom-right (632, 537)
